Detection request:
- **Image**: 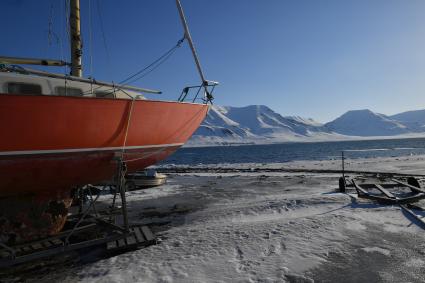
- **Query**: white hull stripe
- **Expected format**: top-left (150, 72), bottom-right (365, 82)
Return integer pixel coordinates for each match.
top-left (0, 143), bottom-right (184, 156)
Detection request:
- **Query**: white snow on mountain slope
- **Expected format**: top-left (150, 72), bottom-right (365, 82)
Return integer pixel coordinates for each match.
top-left (188, 106), bottom-right (425, 146)
top-left (188, 105), bottom-right (340, 146)
top-left (390, 109), bottom-right (425, 129)
top-left (325, 109), bottom-right (408, 136)
top-left (284, 116), bottom-right (323, 127)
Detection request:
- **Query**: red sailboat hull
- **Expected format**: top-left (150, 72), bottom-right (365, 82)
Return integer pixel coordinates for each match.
top-left (0, 94), bottom-right (207, 195)
top-left (0, 94), bottom-right (208, 242)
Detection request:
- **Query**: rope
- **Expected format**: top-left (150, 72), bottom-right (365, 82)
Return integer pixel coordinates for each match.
top-left (65, 0), bottom-right (71, 75)
top-left (88, 0), bottom-right (94, 79)
top-left (47, 2), bottom-right (64, 70)
top-left (121, 96), bottom-right (137, 160)
top-left (113, 96), bottom-right (136, 227)
top-left (65, 0), bottom-right (71, 49)
top-left (96, 0), bottom-right (111, 65)
top-left (119, 37), bottom-right (184, 85)
top-left (59, 0), bottom-right (66, 75)
top-left (81, 37), bottom-right (185, 95)
top-left (47, 4), bottom-right (54, 48)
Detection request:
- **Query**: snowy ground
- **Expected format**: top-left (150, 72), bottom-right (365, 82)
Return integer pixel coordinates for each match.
top-left (5, 156), bottom-right (425, 283)
top-left (160, 154), bottom-right (425, 176)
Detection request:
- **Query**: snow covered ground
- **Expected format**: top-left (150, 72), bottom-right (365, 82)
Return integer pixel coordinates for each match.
top-left (7, 156), bottom-right (425, 282)
top-left (162, 154), bottom-right (425, 176)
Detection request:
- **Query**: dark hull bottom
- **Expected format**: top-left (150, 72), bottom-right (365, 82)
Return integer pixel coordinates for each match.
top-left (0, 190), bottom-right (72, 244)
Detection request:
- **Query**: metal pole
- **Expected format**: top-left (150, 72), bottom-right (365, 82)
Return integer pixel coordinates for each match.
top-left (342, 151), bottom-right (345, 180)
top-left (175, 0), bottom-right (209, 99)
top-left (78, 187), bottom-right (84, 214)
top-left (117, 161), bottom-right (129, 231)
top-left (1, 65), bottom-right (161, 94)
top-left (0, 56), bottom-right (70, 67)
top-left (70, 0), bottom-right (83, 77)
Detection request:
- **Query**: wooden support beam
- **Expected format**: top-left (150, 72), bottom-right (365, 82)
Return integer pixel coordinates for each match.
top-left (141, 226), bottom-right (155, 242)
top-left (374, 184), bottom-right (396, 199)
top-left (400, 205), bottom-right (425, 226)
top-left (392, 179), bottom-right (425, 194)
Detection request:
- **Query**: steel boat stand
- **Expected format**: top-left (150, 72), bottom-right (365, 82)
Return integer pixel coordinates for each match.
top-left (0, 158), bottom-right (156, 269)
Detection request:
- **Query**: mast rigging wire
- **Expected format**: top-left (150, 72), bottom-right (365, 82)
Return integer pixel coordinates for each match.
top-left (65, 0), bottom-right (71, 74)
top-left (118, 37), bottom-right (185, 86)
top-left (96, 0), bottom-right (111, 65)
top-left (88, 0), bottom-right (94, 78)
top-left (81, 37), bottom-right (185, 95)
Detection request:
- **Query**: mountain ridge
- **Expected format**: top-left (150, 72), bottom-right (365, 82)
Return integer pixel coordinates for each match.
top-left (187, 105), bottom-right (425, 146)
top-left (324, 109), bottom-right (408, 136)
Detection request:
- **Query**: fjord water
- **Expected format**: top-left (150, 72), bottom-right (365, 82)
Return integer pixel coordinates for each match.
top-left (163, 138), bottom-right (425, 165)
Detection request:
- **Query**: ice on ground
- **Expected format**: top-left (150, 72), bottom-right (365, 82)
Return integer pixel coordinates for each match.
top-left (361, 247), bottom-right (391, 256)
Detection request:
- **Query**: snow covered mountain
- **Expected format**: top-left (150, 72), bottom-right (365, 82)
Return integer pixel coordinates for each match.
top-left (325, 109), bottom-right (409, 136)
top-left (390, 109), bottom-right (425, 130)
top-left (188, 105), bottom-right (342, 146)
top-left (187, 106), bottom-right (425, 146)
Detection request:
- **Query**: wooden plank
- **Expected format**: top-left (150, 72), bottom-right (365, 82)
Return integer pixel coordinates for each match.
top-left (352, 181), bottom-right (370, 195)
top-left (0, 251), bottom-right (10, 259)
top-left (117, 238), bottom-right (126, 248)
top-left (31, 243), bottom-right (43, 250)
top-left (141, 226), bottom-right (155, 242)
top-left (397, 193), bottom-right (425, 204)
top-left (134, 227), bottom-right (145, 243)
top-left (68, 234), bottom-right (124, 251)
top-left (375, 184), bottom-right (396, 199)
top-left (400, 205), bottom-right (425, 225)
top-left (106, 241), bottom-right (117, 250)
top-left (52, 223), bottom-right (97, 239)
top-left (357, 183), bottom-right (376, 189)
top-left (51, 239), bottom-right (63, 246)
top-left (22, 246), bottom-right (32, 252)
top-left (126, 235), bottom-right (137, 246)
top-left (13, 247), bottom-right (24, 255)
top-left (392, 179), bottom-right (425, 194)
top-left (352, 181), bottom-right (397, 204)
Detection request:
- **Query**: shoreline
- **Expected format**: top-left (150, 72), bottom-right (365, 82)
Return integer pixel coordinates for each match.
top-left (185, 134), bottom-right (425, 148)
top-left (159, 154), bottom-right (425, 176)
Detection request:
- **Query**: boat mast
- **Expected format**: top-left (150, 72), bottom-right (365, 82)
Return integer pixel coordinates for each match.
top-left (175, 0), bottom-right (209, 99)
top-left (70, 0), bottom-right (83, 77)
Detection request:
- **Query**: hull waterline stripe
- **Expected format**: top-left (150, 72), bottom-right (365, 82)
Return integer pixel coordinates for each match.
top-left (0, 143), bottom-right (184, 156)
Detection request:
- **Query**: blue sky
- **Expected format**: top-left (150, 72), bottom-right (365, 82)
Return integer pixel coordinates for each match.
top-left (2, 0), bottom-right (425, 122)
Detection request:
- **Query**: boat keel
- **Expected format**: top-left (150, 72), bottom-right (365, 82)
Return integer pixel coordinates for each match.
top-left (0, 191), bottom-right (72, 244)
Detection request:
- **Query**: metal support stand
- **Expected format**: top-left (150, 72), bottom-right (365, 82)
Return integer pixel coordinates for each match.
top-left (116, 160), bottom-right (129, 232)
top-left (65, 200), bottom-right (100, 245)
top-left (78, 187), bottom-right (84, 214)
top-left (109, 188), bottom-right (118, 223)
top-left (338, 151), bottom-right (347, 192)
top-left (0, 157), bottom-right (156, 269)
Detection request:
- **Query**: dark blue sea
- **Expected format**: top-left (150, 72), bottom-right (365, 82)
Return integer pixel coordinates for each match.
top-left (162, 138), bottom-right (425, 165)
